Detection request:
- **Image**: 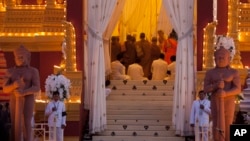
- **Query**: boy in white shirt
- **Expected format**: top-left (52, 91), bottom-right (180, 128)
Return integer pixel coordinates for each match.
top-left (45, 91), bottom-right (67, 141)
top-left (190, 90), bottom-right (211, 141)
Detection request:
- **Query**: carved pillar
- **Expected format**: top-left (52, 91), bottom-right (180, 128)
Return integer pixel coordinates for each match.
top-left (63, 21), bottom-right (76, 72)
top-left (202, 21), bottom-right (217, 70)
top-left (228, 0), bottom-right (243, 68)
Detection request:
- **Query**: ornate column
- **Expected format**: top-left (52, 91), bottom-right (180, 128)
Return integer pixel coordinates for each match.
top-left (202, 21), bottom-right (217, 70)
top-left (63, 21), bottom-right (77, 72)
top-left (228, 0), bottom-right (243, 68)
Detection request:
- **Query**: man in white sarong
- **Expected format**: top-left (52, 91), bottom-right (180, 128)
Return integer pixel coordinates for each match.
top-left (127, 58), bottom-right (148, 80)
top-left (151, 53), bottom-right (168, 80)
top-left (190, 90), bottom-right (211, 141)
top-left (110, 53), bottom-right (130, 80)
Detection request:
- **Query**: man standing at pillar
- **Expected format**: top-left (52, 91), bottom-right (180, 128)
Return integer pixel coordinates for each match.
top-left (203, 36), bottom-right (241, 141)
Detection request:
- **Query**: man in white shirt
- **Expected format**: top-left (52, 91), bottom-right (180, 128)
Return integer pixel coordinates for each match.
top-left (151, 53), bottom-right (168, 80)
top-left (127, 58), bottom-right (148, 80)
top-left (190, 90), bottom-right (211, 141)
top-left (167, 55), bottom-right (176, 79)
top-left (45, 92), bottom-right (67, 141)
top-left (110, 53), bottom-right (130, 80)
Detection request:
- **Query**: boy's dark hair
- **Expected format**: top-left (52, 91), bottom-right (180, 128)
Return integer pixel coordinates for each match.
top-left (198, 90), bottom-right (205, 95)
top-left (52, 91), bottom-right (60, 96)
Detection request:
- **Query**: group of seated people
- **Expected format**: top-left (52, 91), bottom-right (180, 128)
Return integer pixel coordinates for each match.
top-left (110, 30), bottom-right (178, 81)
top-left (110, 52), bottom-right (176, 81)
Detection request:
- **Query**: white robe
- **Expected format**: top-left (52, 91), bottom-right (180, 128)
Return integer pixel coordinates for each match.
top-left (110, 60), bottom-right (130, 80)
top-left (189, 98), bottom-right (211, 141)
top-left (168, 61), bottom-right (176, 78)
top-left (151, 58), bottom-right (168, 80)
top-left (127, 63), bottom-right (148, 80)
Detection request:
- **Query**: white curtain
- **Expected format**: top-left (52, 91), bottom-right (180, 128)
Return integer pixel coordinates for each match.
top-left (157, 4), bottom-right (173, 36)
top-left (84, 0), bottom-right (125, 133)
top-left (103, 0), bottom-right (126, 75)
top-left (116, 0), bottom-right (163, 42)
top-left (162, 0), bottom-right (195, 136)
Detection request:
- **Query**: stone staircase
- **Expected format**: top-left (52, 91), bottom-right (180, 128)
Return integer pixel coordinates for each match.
top-left (92, 79), bottom-right (185, 141)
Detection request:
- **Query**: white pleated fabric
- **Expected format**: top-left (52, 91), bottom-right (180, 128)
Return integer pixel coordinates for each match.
top-left (84, 0), bottom-right (125, 134)
top-left (162, 0), bottom-right (196, 136)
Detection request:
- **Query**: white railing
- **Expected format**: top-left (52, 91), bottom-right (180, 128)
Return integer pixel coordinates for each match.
top-left (32, 123), bottom-right (56, 141)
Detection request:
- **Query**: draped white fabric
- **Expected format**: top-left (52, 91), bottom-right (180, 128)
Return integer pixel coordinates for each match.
top-left (114, 0), bottom-right (172, 42)
top-left (157, 4), bottom-right (173, 36)
top-left (84, 0), bottom-right (121, 133)
top-left (103, 0), bottom-right (126, 75)
top-left (162, 0), bottom-right (195, 136)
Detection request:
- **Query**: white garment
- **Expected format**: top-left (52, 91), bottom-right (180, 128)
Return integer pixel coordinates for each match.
top-left (127, 63), bottom-right (148, 80)
top-left (168, 61), bottom-right (176, 78)
top-left (110, 60), bottom-right (130, 80)
top-left (49, 127), bottom-right (64, 141)
top-left (105, 88), bottom-right (111, 97)
top-left (151, 58), bottom-right (168, 80)
top-left (190, 98), bottom-right (211, 141)
top-left (45, 100), bottom-right (66, 141)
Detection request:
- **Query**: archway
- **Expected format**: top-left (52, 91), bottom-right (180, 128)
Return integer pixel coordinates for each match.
top-left (83, 0), bottom-right (195, 137)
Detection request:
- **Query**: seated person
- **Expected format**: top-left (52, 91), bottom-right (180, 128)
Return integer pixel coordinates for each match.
top-left (110, 53), bottom-right (130, 80)
top-left (127, 58), bottom-right (148, 80)
top-left (151, 53), bottom-right (168, 80)
top-left (167, 55), bottom-right (176, 78)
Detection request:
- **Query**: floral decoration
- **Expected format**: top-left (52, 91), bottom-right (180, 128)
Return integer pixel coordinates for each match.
top-left (45, 74), bottom-right (71, 100)
top-left (214, 35), bottom-right (236, 61)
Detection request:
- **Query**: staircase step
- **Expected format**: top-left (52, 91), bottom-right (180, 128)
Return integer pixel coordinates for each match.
top-left (107, 101), bottom-right (172, 106)
top-left (240, 100), bottom-right (250, 104)
top-left (107, 95), bottom-right (173, 101)
top-left (107, 105), bottom-right (172, 110)
top-left (110, 85), bottom-right (173, 91)
top-left (98, 130), bottom-right (175, 136)
top-left (92, 136), bottom-right (185, 141)
top-left (110, 80), bottom-right (174, 86)
top-left (107, 119), bottom-right (172, 126)
top-left (109, 90), bottom-right (173, 95)
top-left (107, 114), bottom-right (171, 120)
top-left (105, 125), bottom-right (174, 131)
top-left (107, 109), bottom-right (172, 115)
